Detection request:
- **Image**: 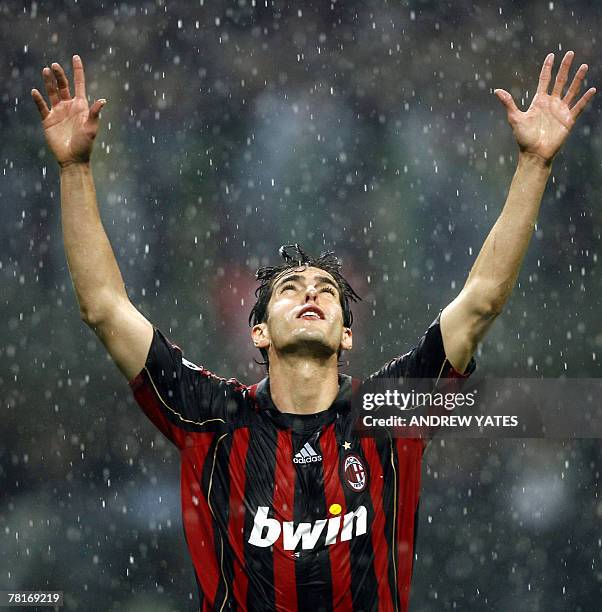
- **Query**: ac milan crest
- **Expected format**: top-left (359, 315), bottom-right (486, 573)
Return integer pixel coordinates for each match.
top-left (342, 453), bottom-right (367, 492)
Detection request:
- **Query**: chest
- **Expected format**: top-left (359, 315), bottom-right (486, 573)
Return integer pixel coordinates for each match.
top-left (181, 422), bottom-right (422, 557)
top-left (209, 419), bottom-right (395, 523)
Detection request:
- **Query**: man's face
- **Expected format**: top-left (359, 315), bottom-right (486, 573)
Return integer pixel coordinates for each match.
top-left (251, 266), bottom-right (353, 359)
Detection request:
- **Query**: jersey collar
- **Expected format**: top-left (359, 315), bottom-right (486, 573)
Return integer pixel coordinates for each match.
top-left (253, 374), bottom-right (354, 430)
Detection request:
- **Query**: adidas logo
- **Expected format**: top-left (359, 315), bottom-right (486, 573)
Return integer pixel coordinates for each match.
top-left (293, 442), bottom-right (322, 464)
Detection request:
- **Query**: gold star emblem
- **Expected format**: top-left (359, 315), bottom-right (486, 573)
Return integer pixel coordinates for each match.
top-left (342, 441), bottom-right (352, 450)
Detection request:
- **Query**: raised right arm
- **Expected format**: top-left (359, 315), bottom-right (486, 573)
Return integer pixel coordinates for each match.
top-left (32, 55), bottom-right (152, 381)
top-left (59, 162), bottom-right (153, 381)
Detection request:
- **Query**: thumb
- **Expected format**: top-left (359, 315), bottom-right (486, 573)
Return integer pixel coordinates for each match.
top-left (85, 98), bottom-right (107, 129)
top-left (493, 89), bottom-right (520, 117)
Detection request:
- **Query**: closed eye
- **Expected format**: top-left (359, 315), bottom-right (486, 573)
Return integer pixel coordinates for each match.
top-left (280, 283), bottom-right (298, 292)
top-left (321, 286), bottom-right (337, 296)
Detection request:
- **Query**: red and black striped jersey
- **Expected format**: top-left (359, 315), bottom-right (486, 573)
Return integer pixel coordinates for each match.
top-left (129, 311), bottom-right (476, 612)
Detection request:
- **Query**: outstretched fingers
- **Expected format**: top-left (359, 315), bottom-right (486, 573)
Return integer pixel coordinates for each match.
top-left (84, 99), bottom-right (107, 132)
top-left (89, 99), bottom-right (106, 119)
top-left (551, 51), bottom-right (574, 97)
top-left (42, 67), bottom-right (59, 107)
top-left (536, 53), bottom-right (555, 95)
top-left (72, 55), bottom-right (86, 99)
top-left (570, 87), bottom-right (597, 119)
top-left (494, 88), bottom-right (521, 120)
top-left (51, 62), bottom-right (71, 100)
top-left (31, 88), bottom-right (50, 120)
top-left (563, 64), bottom-right (588, 106)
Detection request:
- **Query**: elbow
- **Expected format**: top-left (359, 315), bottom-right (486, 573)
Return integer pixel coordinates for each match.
top-left (479, 291), bottom-right (505, 318)
top-left (481, 300), bottom-right (506, 321)
top-left (79, 289), bottom-right (124, 327)
top-left (464, 281), bottom-right (505, 319)
top-left (80, 307), bottom-right (104, 327)
top-left (79, 299), bottom-right (113, 327)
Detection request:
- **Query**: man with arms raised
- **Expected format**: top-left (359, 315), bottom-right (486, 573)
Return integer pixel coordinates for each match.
top-left (32, 52), bottom-right (594, 610)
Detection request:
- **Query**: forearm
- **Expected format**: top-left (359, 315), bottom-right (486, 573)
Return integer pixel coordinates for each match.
top-left (60, 162), bottom-right (128, 323)
top-left (465, 152), bottom-right (552, 313)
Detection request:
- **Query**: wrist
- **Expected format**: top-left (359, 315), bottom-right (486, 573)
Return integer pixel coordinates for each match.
top-left (59, 160), bottom-right (91, 172)
top-left (517, 151), bottom-right (553, 171)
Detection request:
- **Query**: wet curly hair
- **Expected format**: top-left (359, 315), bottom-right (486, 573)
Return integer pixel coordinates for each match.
top-left (249, 244), bottom-right (361, 369)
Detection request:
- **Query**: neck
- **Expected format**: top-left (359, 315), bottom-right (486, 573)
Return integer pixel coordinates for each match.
top-left (267, 353), bottom-right (340, 415)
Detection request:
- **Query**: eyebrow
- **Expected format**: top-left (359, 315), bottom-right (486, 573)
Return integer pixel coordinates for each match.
top-left (274, 274), bottom-right (340, 293)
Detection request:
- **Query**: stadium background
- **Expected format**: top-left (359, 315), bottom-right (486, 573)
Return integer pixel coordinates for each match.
top-left (1, 1), bottom-right (601, 609)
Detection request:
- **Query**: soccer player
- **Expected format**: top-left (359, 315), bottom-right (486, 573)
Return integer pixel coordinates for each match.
top-left (32, 52), bottom-right (594, 611)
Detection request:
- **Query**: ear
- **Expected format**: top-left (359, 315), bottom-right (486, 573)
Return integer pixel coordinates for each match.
top-left (251, 323), bottom-right (270, 349)
top-left (340, 327), bottom-right (352, 351)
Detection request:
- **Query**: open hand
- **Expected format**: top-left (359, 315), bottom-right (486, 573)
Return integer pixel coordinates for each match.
top-left (494, 51), bottom-right (596, 163)
top-left (31, 55), bottom-right (106, 167)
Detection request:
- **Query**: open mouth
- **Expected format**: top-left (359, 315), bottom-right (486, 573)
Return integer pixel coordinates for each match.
top-left (297, 305), bottom-right (325, 320)
top-left (300, 312), bottom-right (321, 320)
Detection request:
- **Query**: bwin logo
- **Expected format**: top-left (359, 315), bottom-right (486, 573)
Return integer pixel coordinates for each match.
top-left (293, 442), bottom-right (322, 464)
top-left (248, 505), bottom-right (368, 550)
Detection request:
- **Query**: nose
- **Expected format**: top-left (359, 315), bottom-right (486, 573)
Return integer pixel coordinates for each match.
top-left (304, 286), bottom-right (318, 302)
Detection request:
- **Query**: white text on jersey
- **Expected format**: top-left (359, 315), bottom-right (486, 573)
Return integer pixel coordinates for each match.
top-left (248, 505), bottom-right (368, 550)
top-left (293, 442), bottom-right (323, 464)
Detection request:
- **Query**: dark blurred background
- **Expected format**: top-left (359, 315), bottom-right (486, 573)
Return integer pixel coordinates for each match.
top-left (1, 0), bottom-right (601, 610)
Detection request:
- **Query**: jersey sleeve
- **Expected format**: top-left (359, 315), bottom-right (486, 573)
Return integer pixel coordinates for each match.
top-left (369, 310), bottom-right (476, 381)
top-left (368, 311), bottom-right (477, 451)
top-left (129, 327), bottom-right (243, 449)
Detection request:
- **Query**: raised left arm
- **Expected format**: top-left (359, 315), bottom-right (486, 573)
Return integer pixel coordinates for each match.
top-left (441, 51), bottom-right (596, 373)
